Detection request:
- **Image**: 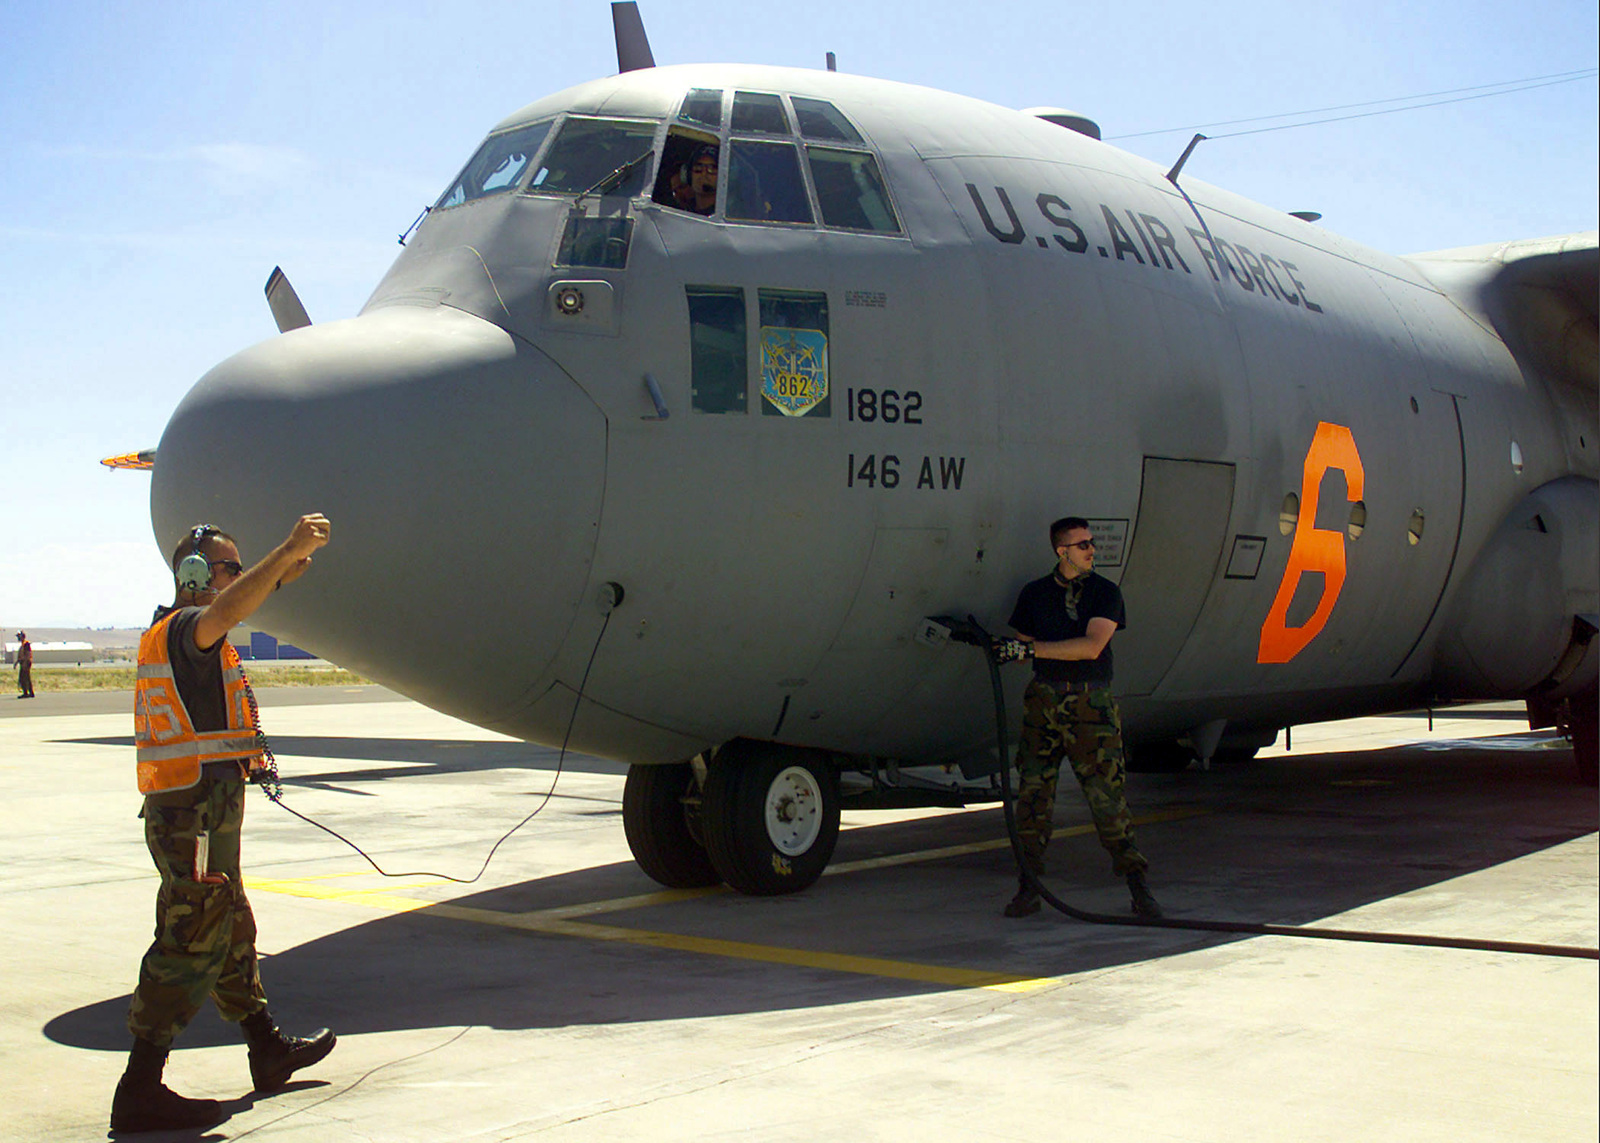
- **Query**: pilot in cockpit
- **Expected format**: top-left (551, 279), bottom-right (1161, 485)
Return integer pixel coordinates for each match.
top-left (676, 144), bottom-right (718, 216)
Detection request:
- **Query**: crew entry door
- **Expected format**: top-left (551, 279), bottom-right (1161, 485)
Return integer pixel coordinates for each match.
top-left (1113, 458), bottom-right (1236, 696)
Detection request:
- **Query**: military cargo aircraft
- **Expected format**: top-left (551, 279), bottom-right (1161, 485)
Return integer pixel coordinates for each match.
top-left (123, 3), bottom-right (1598, 896)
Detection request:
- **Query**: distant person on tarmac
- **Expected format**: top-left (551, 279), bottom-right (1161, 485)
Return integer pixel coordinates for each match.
top-left (111, 515), bottom-right (338, 1135)
top-left (15, 631), bottom-right (33, 698)
top-left (992, 516), bottom-right (1162, 921)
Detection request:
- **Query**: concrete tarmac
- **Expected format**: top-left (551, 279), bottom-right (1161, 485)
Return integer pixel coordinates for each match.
top-left (1, 690), bottom-right (1594, 1141)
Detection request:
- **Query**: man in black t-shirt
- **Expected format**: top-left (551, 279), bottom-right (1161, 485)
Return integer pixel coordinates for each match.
top-left (995, 516), bottom-right (1161, 920)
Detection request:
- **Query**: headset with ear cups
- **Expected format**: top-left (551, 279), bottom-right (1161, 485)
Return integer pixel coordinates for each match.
top-left (174, 524), bottom-right (220, 593)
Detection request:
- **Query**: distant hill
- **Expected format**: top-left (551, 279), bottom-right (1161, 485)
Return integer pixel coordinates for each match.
top-left (0, 626), bottom-right (144, 650)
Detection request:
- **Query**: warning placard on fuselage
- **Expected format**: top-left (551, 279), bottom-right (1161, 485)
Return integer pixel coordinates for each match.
top-left (1087, 519), bottom-right (1129, 568)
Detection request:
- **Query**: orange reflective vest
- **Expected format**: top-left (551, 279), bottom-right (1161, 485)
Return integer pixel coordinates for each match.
top-left (134, 611), bottom-right (261, 794)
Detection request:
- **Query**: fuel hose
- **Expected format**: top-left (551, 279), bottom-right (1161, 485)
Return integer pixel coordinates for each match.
top-left (947, 615), bottom-right (1598, 961)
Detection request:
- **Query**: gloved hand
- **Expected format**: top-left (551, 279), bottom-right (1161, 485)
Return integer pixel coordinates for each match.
top-left (927, 615), bottom-right (986, 646)
top-left (992, 637), bottom-right (1033, 664)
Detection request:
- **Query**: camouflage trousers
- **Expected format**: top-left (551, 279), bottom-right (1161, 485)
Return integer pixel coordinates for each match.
top-left (1013, 678), bottom-right (1147, 878)
top-left (128, 770), bottom-right (267, 1047)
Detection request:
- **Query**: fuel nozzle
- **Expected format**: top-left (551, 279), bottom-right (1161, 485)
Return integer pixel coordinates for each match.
top-left (921, 614), bottom-right (991, 647)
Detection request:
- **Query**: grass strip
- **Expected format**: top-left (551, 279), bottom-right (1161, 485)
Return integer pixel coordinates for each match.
top-left (16, 666), bottom-right (371, 692)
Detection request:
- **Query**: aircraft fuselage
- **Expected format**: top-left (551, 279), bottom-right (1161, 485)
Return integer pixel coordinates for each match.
top-left (151, 63), bottom-right (1598, 779)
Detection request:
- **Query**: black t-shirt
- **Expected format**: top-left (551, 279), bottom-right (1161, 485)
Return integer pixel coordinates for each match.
top-left (154, 605), bottom-right (228, 732)
top-left (1008, 570), bottom-right (1126, 685)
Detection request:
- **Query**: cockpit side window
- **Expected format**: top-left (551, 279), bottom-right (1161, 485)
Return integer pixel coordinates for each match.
top-left (726, 141), bottom-right (813, 225)
top-left (435, 121), bottom-right (555, 210)
top-left (653, 127), bottom-right (720, 214)
top-left (791, 98), bottom-right (863, 143)
top-left (806, 148), bottom-right (901, 234)
top-left (730, 91), bottom-right (791, 135)
top-left (680, 89), bottom-right (723, 128)
top-left (527, 117), bottom-right (657, 197)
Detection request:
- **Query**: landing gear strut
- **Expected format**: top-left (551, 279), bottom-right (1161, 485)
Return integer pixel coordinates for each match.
top-left (1125, 740), bottom-right (1194, 773)
top-left (1566, 686), bottom-right (1598, 787)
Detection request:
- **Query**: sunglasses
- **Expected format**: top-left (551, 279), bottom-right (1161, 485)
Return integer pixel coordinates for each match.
top-left (1061, 540), bottom-right (1096, 552)
top-left (209, 559), bottom-right (245, 576)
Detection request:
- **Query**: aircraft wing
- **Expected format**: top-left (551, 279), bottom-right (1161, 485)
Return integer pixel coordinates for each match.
top-left (1407, 230), bottom-right (1598, 394)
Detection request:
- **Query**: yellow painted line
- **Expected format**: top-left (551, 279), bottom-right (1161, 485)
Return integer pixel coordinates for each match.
top-left (244, 885), bottom-right (1052, 990)
top-left (247, 877), bottom-right (440, 913)
top-left (249, 806), bottom-right (1205, 993)
top-left (424, 905), bottom-right (1055, 992)
top-left (530, 886), bottom-right (728, 919)
top-left (825, 807), bottom-right (1206, 876)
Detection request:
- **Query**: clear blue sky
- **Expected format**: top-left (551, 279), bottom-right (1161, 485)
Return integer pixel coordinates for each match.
top-left (2, 0), bottom-right (1595, 627)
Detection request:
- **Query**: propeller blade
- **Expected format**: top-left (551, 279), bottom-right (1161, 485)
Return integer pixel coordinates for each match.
top-left (265, 266), bottom-right (312, 333)
top-left (101, 449), bottom-right (156, 471)
top-left (611, 2), bottom-right (655, 72)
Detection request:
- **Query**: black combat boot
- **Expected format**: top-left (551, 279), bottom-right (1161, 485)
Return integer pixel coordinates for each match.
top-left (109, 1036), bottom-right (225, 1133)
top-left (1003, 872), bottom-right (1042, 918)
top-left (1127, 869), bottom-right (1163, 919)
top-left (240, 1009), bottom-right (336, 1092)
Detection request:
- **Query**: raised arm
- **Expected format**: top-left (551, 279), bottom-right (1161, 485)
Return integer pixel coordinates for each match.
top-left (193, 515), bottom-right (331, 652)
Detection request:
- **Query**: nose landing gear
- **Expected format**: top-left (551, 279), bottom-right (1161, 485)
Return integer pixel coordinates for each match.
top-left (622, 741), bottom-right (841, 895)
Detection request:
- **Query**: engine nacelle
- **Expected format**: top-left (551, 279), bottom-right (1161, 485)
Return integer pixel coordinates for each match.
top-left (1433, 477), bottom-right (1599, 700)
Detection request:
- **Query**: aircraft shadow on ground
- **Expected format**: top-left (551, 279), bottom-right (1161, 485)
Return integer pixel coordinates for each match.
top-left (47, 739), bottom-right (1595, 1052)
top-left (57, 735), bottom-right (632, 783)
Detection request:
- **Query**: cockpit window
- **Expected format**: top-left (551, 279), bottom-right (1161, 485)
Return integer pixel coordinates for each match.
top-left (791, 98), bottom-right (862, 143)
top-left (680, 89), bottom-right (723, 128)
top-left (730, 92), bottom-right (791, 135)
top-left (806, 148), bottom-right (900, 234)
top-left (726, 141), bottom-right (813, 225)
top-left (435, 121), bottom-right (554, 209)
top-left (653, 128), bottom-right (719, 214)
top-left (528, 117), bottom-right (657, 196)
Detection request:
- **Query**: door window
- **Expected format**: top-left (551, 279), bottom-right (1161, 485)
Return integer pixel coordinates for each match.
top-left (687, 287), bottom-right (748, 414)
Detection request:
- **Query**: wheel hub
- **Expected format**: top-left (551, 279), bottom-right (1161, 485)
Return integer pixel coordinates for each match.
top-left (764, 765), bottom-right (823, 855)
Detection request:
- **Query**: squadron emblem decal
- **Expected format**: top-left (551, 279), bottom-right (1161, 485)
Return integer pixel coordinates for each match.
top-left (760, 327), bottom-right (829, 417)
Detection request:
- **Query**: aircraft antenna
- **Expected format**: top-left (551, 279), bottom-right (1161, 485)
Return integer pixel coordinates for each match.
top-left (826, 51), bottom-right (837, 72)
top-left (612, 1), bottom-right (655, 72)
top-left (1164, 132), bottom-right (1207, 185)
top-left (398, 204), bottom-right (430, 246)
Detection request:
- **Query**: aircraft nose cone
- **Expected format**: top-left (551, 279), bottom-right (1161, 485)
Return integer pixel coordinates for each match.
top-left (152, 306), bottom-right (606, 725)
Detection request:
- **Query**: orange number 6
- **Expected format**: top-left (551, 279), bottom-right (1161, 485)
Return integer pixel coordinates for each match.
top-left (1258, 422), bottom-right (1365, 664)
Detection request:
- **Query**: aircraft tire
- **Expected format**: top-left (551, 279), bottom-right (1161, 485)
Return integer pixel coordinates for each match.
top-left (1125, 741), bottom-right (1194, 773)
top-left (701, 742), bottom-right (840, 896)
top-left (622, 762), bottom-right (722, 888)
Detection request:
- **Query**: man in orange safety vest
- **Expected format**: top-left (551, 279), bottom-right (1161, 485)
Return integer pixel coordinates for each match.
top-left (113, 514), bottom-right (337, 1135)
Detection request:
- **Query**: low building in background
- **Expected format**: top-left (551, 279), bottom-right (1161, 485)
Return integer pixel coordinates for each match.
top-left (227, 627), bottom-right (315, 661)
top-left (3, 641), bottom-right (94, 666)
